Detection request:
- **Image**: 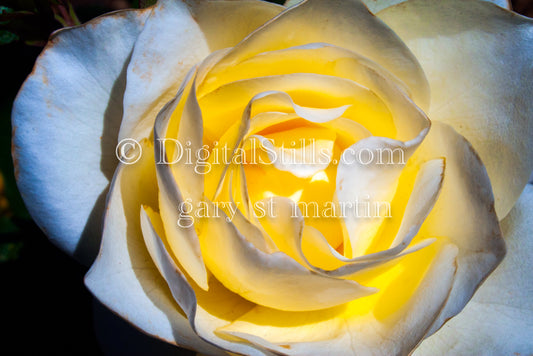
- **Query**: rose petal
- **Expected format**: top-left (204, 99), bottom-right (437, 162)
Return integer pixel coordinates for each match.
top-left (412, 121), bottom-right (506, 337)
top-left (188, 0), bottom-right (283, 51)
top-left (286, 158), bottom-right (445, 277)
top-left (241, 92), bottom-right (351, 178)
top-left (84, 140), bottom-right (221, 354)
top-left (216, 167), bottom-right (278, 254)
top-left (354, 0), bottom-right (510, 14)
top-left (378, 0), bottom-right (533, 218)
top-left (198, 200), bottom-right (377, 312)
top-left (139, 206), bottom-right (275, 356)
top-left (247, 110), bottom-right (372, 150)
top-left (152, 49), bottom-right (239, 289)
top-left (11, 8), bottom-right (150, 265)
top-left (301, 225), bottom-right (434, 272)
top-left (245, 134), bottom-right (334, 178)
top-left (258, 195), bottom-right (436, 276)
top-left (86, 141), bottom-right (276, 355)
top-left (203, 85), bottom-right (380, 199)
top-left (199, 43), bottom-right (412, 105)
top-left (118, 0), bottom-right (282, 141)
top-left (202, 42), bottom-right (431, 141)
top-left (117, 0), bottom-right (209, 141)
top-left (333, 61), bottom-right (430, 256)
top-left (199, 73), bottom-right (392, 142)
top-left (414, 184), bottom-right (533, 355)
top-left (217, 241), bottom-right (458, 355)
top-left (286, 0), bottom-right (510, 12)
top-left (153, 67), bottom-right (209, 290)
top-left (208, 0), bottom-right (430, 110)
top-left (240, 91), bottom-right (367, 140)
top-left (336, 133), bottom-right (428, 257)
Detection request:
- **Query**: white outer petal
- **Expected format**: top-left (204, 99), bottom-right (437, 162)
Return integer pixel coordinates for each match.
top-left (414, 185), bottom-right (533, 355)
top-left (118, 0), bottom-right (210, 141)
top-left (84, 161), bottom-right (221, 354)
top-left (12, 8), bottom-right (150, 265)
top-left (286, 0), bottom-right (511, 13)
top-left (412, 121), bottom-right (506, 339)
top-left (378, 0), bottom-right (533, 219)
top-left (361, 0), bottom-right (510, 14)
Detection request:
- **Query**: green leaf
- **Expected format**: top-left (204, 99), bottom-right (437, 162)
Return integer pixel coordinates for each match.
top-left (0, 241), bottom-right (23, 262)
top-left (0, 29), bottom-right (18, 44)
top-left (0, 216), bottom-right (18, 233)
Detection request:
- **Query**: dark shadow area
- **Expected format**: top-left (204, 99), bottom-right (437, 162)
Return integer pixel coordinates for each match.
top-left (0, 221), bottom-right (102, 355)
top-left (93, 299), bottom-right (196, 356)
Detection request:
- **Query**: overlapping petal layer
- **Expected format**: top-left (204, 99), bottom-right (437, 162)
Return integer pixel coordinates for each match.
top-left (415, 185), bottom-right (533, 355)
top-left (119, 0), bottom-right (284, 141)
top-left (13, 0), bottom-right (523, 355)
top-left (284, 0), bottom-right (511, 14)
top-left (85, 143), bottom-right (271, 355)
top-left (11, 0), bottom-right (283, 264)
top-left (378, 0), bottom-right (533, 218)
top-left (84, 0), bottom-right (506, 353)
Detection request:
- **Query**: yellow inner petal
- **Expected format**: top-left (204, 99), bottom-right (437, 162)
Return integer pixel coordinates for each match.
top-left (199, 74), bottom-right (394, 143)
top-left (244, 125), bottom-right (344, 249)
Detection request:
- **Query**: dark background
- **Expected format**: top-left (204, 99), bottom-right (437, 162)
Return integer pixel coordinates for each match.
top-left (0, 0), bottom-right (531, 354)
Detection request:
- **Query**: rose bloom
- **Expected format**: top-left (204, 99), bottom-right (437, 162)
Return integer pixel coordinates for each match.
top-left (11, 0), bottom-right (533, 354)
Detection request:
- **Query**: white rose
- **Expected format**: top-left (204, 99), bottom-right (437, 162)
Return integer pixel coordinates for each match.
top-left (12, 0), bottom-right (533, 354)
